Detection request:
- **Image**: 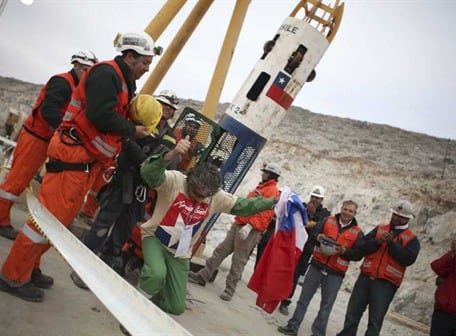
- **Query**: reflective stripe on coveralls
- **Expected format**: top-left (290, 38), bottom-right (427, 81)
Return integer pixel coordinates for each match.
top-left (22, 224), bottom-right (48, 244)
top-left (0, 129), bottom-right (49, 227)
top-left (0, 189), bottom-right (19, 202)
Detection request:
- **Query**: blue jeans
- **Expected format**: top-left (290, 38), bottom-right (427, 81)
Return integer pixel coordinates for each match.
top-left (288, 264), bottom-right (343, 336)
top-left (337, 274), bottom-right (397, 336)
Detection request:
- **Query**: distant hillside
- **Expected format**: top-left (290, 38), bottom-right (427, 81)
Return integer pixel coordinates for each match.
top-left (1, 76), bottom-right (455, 326)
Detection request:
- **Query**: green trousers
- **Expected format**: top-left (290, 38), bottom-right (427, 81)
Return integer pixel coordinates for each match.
top-left (139, 236), bottom-right (189, 315)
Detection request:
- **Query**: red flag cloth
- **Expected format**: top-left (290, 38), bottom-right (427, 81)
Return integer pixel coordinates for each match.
top-left (248, 188), bottom-right (307, 313)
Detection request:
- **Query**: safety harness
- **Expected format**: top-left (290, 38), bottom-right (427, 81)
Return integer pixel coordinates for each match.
top-left (45, 160), bottom-right (93, 173)
top-left (45, 128), bottom-right (93, 173)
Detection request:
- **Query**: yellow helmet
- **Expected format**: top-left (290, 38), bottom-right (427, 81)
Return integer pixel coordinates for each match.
top-left (129, 94), bottom-right (163, 133)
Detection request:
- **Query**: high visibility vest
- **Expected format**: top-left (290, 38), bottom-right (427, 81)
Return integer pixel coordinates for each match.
top-left (23, 72), bottom-right (76, 141)
top-left (233, 179), bottom-right (280, 231)
top-left (61, 61), bottom-right (129, 163)
top-left (313, 216), bottom-right (361, 273)
top-left (361, 224), bottom-right (416, 287)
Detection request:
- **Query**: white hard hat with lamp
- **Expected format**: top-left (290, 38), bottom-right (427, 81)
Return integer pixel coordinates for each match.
top-left (71, 50), bottom-right (98, 66)
top-left (310, 185), bottom-right (325, 198)
top-left (261, 162), bottom-right (281, 177)
top-left (155, 89), bottom-right (179, 110)
top-left (114, 32), bottom-right (163, 57)
top-left (185, 113), bottom-right (202, 126)
top-left (391, 200), bottom-right (414, 219)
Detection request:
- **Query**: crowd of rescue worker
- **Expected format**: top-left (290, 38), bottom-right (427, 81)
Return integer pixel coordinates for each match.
top-left (0, 31), bottom-right (454, 336)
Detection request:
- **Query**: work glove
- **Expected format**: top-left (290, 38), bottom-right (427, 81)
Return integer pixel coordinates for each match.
top-left (238, 224), bottom-right (252, 240)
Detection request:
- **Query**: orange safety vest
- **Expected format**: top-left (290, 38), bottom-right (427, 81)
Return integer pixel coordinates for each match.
top-left (360, 224), bottom-right (416, 287)
top-left (233, 179), bottom-right (280, 232)
top-left (313, 216), bottom-right (361, 273)
top-left (61, 61), bottom-right (129, 163)
top-left (23, 72), bottom-right (76, 141)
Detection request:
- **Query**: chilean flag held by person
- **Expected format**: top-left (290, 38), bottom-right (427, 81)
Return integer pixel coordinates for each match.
top-left (248, 187), bottom-right (307, 313)
top-left (265, 71), bottom-right (294, 110)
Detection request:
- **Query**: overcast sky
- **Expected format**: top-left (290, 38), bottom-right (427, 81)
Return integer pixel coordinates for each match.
top-left (0, 0), bottom-right (454, 140)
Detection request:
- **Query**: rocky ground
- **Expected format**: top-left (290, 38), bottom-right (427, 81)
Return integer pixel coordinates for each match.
top-left (0, 76), bottom-right (455, 335)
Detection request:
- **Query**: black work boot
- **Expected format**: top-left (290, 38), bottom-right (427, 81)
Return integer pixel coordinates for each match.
top-left (0, 225), bottom-right (19, 240)
top-left (188, 271), bottom-right (206, 286)
top-left (31, 268), bottom-right (54, 289)
top-left (70, 271), bottom-right (89, 290)
top-left (219, 290), bottom-right (233, 301)
top-left (278, 300), bottom-right (290, 316)
top-left (278, 324), bottom-right (298, 336)
top-left (119, 324), bottom-right (131, 336)
top-left (0, 277), bottom-right (44, 302)
top-left (124, 255), bottom-right (144, 274)
top-left (100, 253), bottom-right (126, 276)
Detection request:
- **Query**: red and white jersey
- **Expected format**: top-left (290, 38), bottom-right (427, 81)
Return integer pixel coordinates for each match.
top-left (140, 170), bottom-right (237, 258)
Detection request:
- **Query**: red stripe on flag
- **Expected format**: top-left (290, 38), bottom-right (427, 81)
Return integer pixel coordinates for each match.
top-left (266, 85), bottom-right (294, 110)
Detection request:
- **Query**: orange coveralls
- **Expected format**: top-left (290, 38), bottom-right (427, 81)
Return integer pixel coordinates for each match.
top-left (0, 72), bottom-right (77, 228)
top-left (1, 58), bottom-right (135, 284)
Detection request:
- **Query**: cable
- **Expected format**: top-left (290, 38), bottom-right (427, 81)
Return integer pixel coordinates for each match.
top-left (0, 0), bottom-right (8, 20)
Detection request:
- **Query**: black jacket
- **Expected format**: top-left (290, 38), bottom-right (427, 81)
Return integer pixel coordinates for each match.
top-left (358, 225), bottom-right (420, 267)
top-left (302, 203), bottom-right (331, 255)
top-left (85, 56), bottom-right (136, 137)
top-left (41, 69), bottom-right (79, 129)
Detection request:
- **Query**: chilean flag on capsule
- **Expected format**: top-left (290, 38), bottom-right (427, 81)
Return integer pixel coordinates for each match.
top-left (266, 71), bottom-right (294, 110)
top-left (248, 187), bottom-right (307, 313)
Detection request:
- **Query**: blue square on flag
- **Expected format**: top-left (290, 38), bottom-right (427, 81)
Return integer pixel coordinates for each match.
top-left (272, 71), bottom-right (290, 89)
top-left (266, 71), bottom-right (294, 110)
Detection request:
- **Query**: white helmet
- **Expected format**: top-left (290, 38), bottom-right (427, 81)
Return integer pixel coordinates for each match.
top-left (71, 50), bottom-right (98, 66)
top-left (391, 200), bottom-right (414, 219)
top-left (185, 113), bottom-right (202, 126)
top-left (114, 32), bottom-right (161, 56)
top-left (310, 185), bottom-right (325, 198)
top-left (155, 89), bottom-right (179, 110)
top-left (261, 162), bottom-right (281, 176)
top-left (319, 237), bottom-right (341, 256)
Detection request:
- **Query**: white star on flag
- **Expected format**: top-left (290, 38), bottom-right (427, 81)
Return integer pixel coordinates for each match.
top-left (165, 213), bottom-right (186, 247)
